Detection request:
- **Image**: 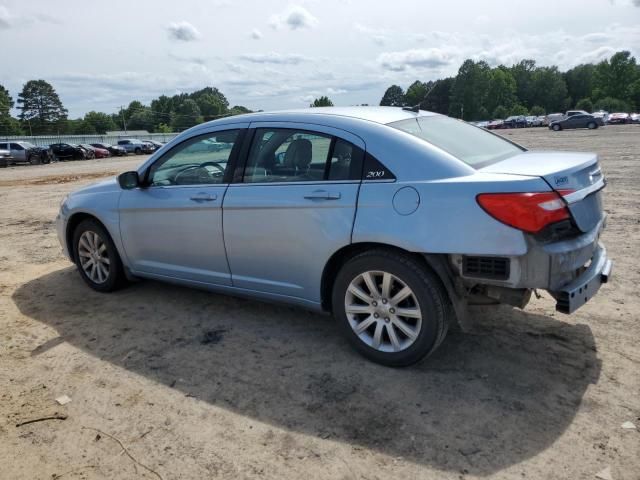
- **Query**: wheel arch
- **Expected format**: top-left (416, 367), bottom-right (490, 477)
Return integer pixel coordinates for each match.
top-left (65, 212), bottom-right (120, 263)
top-left (320, 242), bottom-right (456, 313)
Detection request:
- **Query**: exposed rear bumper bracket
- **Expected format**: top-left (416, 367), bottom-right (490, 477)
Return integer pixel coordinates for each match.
top-left (553, 244), bottom-right (612, 314)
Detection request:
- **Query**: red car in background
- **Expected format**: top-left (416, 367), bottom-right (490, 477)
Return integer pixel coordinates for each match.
top-left (487, 119), bottom-right (505, 129)
top-left (80, 144), bottom-right (110, 158)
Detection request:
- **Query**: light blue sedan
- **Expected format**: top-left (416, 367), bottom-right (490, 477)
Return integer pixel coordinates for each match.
top-left (56, 107), bottom-right (612, 366)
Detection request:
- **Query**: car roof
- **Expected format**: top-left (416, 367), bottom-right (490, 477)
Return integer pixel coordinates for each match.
top-left (208, 106), bottom-right (440, 127)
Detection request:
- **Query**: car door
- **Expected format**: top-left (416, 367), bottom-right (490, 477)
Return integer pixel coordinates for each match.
top-left (223, 123), bottom-right (364, 303)
top-left (118, 127), bottom-right (247, 285)
top-left (10, 143), bottom-right (26, 162)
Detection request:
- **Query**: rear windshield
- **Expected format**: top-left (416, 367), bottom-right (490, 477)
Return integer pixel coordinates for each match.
top-left (388, 116), bottom-right (524, 168)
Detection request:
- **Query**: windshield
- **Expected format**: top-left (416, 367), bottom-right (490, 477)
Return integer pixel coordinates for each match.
top-left (388, 116), bottom-right (524, 168)
top-left (20, 142), bottom-right (36, 148)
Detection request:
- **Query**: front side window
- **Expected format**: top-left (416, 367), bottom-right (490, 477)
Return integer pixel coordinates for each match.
top-left (243, 128), bottom-right (361, 183)
top-left (389, 116), bottom-right (524, 168)
top-left (10, 143), bottom-right (24, 150)
top-left (148, 130), bottom-right (239, 186)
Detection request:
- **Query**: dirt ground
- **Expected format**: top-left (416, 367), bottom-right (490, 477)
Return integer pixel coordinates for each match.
top-left (1, 125), bottom-right (638, 480)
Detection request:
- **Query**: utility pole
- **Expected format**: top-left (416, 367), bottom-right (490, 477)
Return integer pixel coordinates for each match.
top-left (120, 106), bottom-right (127, 134)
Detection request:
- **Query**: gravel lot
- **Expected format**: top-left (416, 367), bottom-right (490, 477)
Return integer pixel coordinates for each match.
top-left (1, 126), bottom-right (638, 480)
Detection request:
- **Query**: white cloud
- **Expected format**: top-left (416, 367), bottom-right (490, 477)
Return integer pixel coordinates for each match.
top-left (250, 28), bottom-right (262, 40)
top-left (269, 5), bottom-right (318, 30)
top-left (0, 6), bottom-right (11, 29)
top-left (239, 52), bottom-right (310, 64)
top-left (166, 21), bottom-right (201, 42)
top-left (355, 23), bottom-right (387, 46)
top-left (327, 87), bottom-right (347, 95)
top-left (378, 48), bottom-right (452, 71)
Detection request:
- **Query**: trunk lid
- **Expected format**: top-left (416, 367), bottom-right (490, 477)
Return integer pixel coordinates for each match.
top-left (480, 151), bottom-right (605, 233)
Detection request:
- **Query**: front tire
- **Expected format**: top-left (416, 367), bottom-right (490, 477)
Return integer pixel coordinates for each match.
top-left (552, 124), bottom-right (561, 131)
top-left (587, 122), bottom-right (597, 129)
top-left (332, 250), bottom-right (449, 367)
top-left (73, 219), bottom-right (126, 292)
top-left (134, 147), bottom-right (141, 155)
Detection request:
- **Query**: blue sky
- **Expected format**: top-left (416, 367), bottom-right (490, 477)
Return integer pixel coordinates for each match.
top-left (1, 0), bottom-right (639, 117)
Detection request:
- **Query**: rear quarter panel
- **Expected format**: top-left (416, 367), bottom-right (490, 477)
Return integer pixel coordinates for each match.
top-left (353, 173), bottom-right (550, 256)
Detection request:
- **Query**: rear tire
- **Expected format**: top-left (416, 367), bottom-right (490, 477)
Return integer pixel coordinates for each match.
top-left (332, 250), bottom-right (449, 367)
top-left (552, 124), bottom-right (561, 131)
top-left (72, 219), bottom-right (126, 292)
top-left (135, 148), bottom-right (141, 155)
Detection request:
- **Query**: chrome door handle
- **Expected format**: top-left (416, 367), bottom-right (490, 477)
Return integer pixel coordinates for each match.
top-left (189, 193), bottom-right (217, 202)
top-left (304, 190), bottom-right (341, 200)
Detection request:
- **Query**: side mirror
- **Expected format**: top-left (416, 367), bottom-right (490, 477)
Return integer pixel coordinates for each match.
top-left (118, 171), bottom-right (140, 189)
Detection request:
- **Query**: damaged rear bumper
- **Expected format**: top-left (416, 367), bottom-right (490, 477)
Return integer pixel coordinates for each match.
top-left (552, 243), bottom-right (612, 314)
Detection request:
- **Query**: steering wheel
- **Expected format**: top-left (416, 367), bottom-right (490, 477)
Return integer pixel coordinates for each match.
top-left (174, 162), bottom-right (225, 184)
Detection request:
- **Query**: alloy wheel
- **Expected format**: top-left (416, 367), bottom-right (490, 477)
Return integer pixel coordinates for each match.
top-left (78, 230), bottom-right (110, 284)
top-left (344, 271), bottom-right (422, 353)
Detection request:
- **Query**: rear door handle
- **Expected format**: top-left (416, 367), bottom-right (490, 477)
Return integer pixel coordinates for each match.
top-left (304, 190), bottom-right (341, 200)
top-left (189, 193), bottom-right (217, 202)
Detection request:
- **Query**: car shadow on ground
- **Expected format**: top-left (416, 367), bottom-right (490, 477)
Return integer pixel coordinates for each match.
top-left (13, 267), bottom-right (601, 476)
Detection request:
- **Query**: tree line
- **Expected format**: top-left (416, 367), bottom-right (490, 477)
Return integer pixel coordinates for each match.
top-left (1, 50), bottom-right (638, 136)
top-left (380, 50), bottom-right (640, 120)
top-left (0, 82), bottom-right (252, 136)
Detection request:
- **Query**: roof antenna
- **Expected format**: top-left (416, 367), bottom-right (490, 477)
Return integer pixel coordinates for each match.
top-left (402, 83), bottom-right (436, 113)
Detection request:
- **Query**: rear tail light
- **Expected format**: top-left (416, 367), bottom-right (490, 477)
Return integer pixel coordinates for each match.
top-left (476, 190), bottom-right (574, 234)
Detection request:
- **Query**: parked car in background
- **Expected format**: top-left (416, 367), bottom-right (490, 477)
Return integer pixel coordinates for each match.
top-left (630, 113), bottom-right (640, 124)
top-left (504, 116), bottom-right (527, 128)
top-left (545, 113), bottom-right (565, 126)
top-left (90, 143), bottom-right (127, 156)
top-left (0, 141), bottom-right (51, 165)
top-left (606, 112), bottom-right (631, 125)
top-left (143, 140), bottom-right (164, 152)
top-left (566, 110), bottom-right (590, 117)
top-left (56, 107), bottom-right (612, 366)
top-left (549, 113), bottom-right (604, 131)
top-left (487, 119), bottom-right (505, 129)
top-left (49, 143), bottom-right (86, 161)
top-left (592, 110), bottom-right (609, 121)
top-left (526, 116), bottom-right (543, 127)
top-left (0, 147), bottom-right (12, 168)
top-left (78, 144), bottom-right (95, 159)
top-left (148, 140), bottom-right (165, 149)
top-left (81, 144), bottom-right (109, 159)
top-left (473, 120), bottom-right (490, 129)
top-left (117, 139), bottom-right (148, 155)
top-left (536, 115), bottom-right (547, 126)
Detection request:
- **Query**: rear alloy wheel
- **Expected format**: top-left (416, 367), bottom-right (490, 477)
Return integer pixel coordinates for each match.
top-left (587, 122), bottom-right (597, 129)
top-left (135, 147), bottom-right (141, 155)
top-left (333, 250), bottom-right (449, 366)
top-left (552, 124), bottom-right (561, 131)
top-left (73, 219), bottom-right (126, 292)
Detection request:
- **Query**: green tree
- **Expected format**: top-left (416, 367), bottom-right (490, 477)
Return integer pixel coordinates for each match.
top-left (171, 99), bottom-right (203, 130)
top-left (564, 64), bottom-right (595, 106)
top-left (510, 59), bottom-right (537, 108)
top-left (593, 51), bottom-right (638, 102)
top-left (630, 79), bottom-right (640, 111)
top-left (486, 67), bottom-right (517, 115)
top-left (17, 80), bottom-right (68, 134)
top-left (510, 104), bottom-right (529, 116)
top-left (310, 96), bottom-right (334, 107)
top-left (493, 105), bottom-right (509, 119)
top-left (83, 111), bottom-right (117, 134)
top-left (0, 84), bottom-right (12, 117)
top-left (380, 85), bottom-right (405, 107)
top-left (156, 123), bottom-right (173, 133)
top-left (190, 87), bottom-right (229, 114)
top-left (449, 59), bottom-right (491, 120)
top-left (529, 105), bottom-right (546, 116)
top-left (594, 97), bottom-right (631, 112)
top-left (530, 67), bottom-right (569, 113)
top-left (404, 81), bottom-right (429, 108)
top-left (423, 77), bottom-right (453, 114)
top-left (228, 105), bottom-right (252, 116)
top-left (124, 100), bottom-right (145, 122)
top-left (128, 108), bottom-right (155, 131)
top-left (72, 119), bottom-right (97, 134)
top-left (575, 98), bottom-right (593, 113)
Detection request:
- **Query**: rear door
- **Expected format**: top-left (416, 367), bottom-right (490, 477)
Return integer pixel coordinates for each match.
top-left (223, 123), bottom-right (364, 303)
top-left (9, 143), bottom-right (26, 162)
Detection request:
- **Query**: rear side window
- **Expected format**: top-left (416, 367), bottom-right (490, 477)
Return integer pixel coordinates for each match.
top-left (242, 128), bottom-right (362, 183)
top-left (389, 116), bottom-right (524, 168)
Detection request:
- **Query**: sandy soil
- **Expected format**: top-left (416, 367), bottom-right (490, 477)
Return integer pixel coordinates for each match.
top-left (1, 126), bottom-right (638, 480)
